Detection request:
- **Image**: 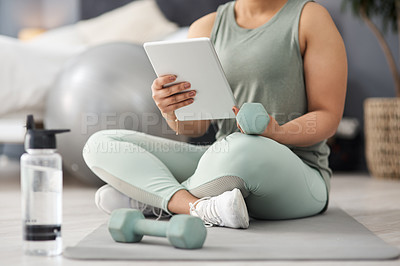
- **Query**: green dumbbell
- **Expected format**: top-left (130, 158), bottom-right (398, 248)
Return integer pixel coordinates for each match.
top-left (108, 208), bottom-right (207, 249)
top-left (236, 103), bottom-right (270, 135)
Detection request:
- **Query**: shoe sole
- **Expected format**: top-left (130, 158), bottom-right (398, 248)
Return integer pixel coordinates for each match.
top-left (94, 184), bottom-right (113, 215)
top-left (96, 184), bottom-right (169, 218)
top-left (232, 188), bottom-right (250, 229)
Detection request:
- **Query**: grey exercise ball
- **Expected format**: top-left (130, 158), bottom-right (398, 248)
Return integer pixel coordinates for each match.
top-left (45, 42), bottom-right (187, 186)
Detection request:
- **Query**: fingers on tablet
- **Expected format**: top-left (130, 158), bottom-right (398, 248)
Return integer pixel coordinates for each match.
top-left (151, 75), bottom-right (195, 113)
top-left (152, 75), bottom-right (176, 89)
top-left (163, 98), bottom-right (194, 113)
top-left (173, 98), bottom-right (194, 110)
top-left (167, 90), bottom-right (196, 106)
top-left (163, 82), bottom-right (191, 98)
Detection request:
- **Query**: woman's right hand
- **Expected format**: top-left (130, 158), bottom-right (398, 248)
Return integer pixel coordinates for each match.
top-left (151, 75), bottom-right (196, 120)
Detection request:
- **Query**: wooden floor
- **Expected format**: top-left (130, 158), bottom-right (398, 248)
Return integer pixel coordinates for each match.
top-left (1, 159), bottom-right (400, 266)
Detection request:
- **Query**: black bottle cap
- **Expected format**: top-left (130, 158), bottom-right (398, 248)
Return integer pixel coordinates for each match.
top-left (25, 115), bottom-right (70, 149)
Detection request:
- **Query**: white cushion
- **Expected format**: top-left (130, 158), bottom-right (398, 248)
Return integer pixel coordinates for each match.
top-left (31, 0), bottom-right (178, 47)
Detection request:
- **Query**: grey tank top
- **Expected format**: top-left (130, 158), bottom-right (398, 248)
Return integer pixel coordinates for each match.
top-left (210, 0), bottom-right (332, 190)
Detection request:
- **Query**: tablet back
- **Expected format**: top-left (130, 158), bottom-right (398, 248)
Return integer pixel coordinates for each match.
top-left (144, 38), bottom-right (236, 121)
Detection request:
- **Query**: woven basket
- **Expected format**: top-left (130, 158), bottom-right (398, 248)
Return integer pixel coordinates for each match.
top-left (364, 98), bottom-right (400, 179)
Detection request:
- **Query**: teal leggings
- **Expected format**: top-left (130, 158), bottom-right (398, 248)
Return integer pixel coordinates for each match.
top-left (83, 130), bottom-right (327, 220)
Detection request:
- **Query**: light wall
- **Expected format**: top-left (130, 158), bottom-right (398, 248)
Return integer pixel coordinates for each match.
top-left (317, 0), bottom-right (398, 171)
top-left (0, 0), bottom-right (80, 37)
top-left (318, 0), bottom-right (398, 122)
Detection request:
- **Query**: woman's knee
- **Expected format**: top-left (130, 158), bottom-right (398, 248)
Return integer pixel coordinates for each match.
top-left (84, 129), bottom-right (139, 150)
top-left (83, 130), bottom-right (108, 168)
top-left (82, 129), bottom-right (135, 167)
top-left (84, 130), bottom-right (112, 155)
top-left (224, 134), bottom-right (293, 176)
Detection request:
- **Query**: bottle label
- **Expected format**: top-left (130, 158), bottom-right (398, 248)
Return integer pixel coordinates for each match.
top-left (24, 225), bottom-right (61, 241)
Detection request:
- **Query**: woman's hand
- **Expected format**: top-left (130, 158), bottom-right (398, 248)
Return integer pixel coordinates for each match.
top-left (232, 106), bottom-right (244, 133)
top-left (151, 75), bottom-right (196, 120)
top-left (233, 105), bottom-right (282, 138)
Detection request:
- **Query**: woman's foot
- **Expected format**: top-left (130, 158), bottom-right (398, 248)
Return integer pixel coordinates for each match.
top-left (189, 188), bottom-right (249, 229)
top-left (95, 185), bottom-right (170, 218)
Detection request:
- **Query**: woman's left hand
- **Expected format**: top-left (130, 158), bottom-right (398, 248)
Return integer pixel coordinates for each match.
top-left (260, 116), bottom-right (281, 139)
top-left (232, 106), bottom-right (282, 139)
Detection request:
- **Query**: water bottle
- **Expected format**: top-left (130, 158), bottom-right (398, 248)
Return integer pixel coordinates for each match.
top-left (20, 115), bottom-right (69, 256)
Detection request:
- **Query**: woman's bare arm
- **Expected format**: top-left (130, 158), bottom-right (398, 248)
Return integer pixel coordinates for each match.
top-left (260, 3), bottom-right (348, 147)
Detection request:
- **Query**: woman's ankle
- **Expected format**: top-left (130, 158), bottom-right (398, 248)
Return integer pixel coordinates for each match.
top-left (167, 189), bottom-right (199, 215)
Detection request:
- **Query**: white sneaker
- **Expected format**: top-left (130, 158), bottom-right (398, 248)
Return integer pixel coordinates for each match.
top-left (95, 185), bottom-right (170, 219)
top-left (189, 188), bottom-right (249, 229)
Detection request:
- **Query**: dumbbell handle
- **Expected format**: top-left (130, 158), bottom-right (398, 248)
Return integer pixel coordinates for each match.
top-left (133, 219), bottom-right (169, 238)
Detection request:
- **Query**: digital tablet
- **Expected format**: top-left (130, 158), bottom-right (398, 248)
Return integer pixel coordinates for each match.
top-left (143, 37), bottom-right (236, 121)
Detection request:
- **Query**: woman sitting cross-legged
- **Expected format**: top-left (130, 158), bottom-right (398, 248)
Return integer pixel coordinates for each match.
top-left (83, 0), bottom-right (347, 228)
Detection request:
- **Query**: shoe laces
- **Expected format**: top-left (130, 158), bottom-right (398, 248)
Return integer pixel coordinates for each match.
top-left (151, 206), bottom-right (171, 220)
top-left (130, 199), bottom-right (170, 220)
top-left (189, 197), bottom-right (222, 227)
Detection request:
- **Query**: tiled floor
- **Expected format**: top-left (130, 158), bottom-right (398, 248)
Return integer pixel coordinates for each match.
top-left (1, 159), bottom-right (399, 266)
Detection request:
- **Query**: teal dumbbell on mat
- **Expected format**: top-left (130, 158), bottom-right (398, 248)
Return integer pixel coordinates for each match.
top-left (108, 209), bottom-right (207, 249)
top-left (236, 103), bottom-right (270, 135)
